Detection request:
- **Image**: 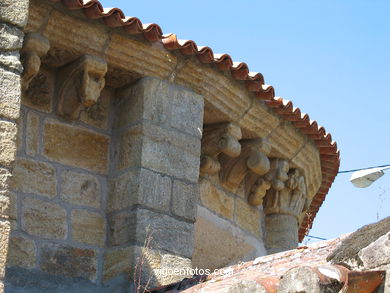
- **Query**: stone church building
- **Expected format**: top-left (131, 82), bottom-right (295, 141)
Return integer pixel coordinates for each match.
top-left (0, 0), bottom-right (341, 291)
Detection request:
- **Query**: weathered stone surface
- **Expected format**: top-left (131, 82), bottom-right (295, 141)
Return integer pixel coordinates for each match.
top-left (176, 62), bottom-right (251, 124)
top-left (0, 0), bottom-right (29, 27)
top-left (235, 199), bottom-right (261, 237)
top-left (239, 103), bottom-right (279, 139)
top-left (0, 168), bottom-right (11, 192)
top-left (108, 169), bottom-right (138, 212)
top-left (290, 142), bottom-right (322, 202)
top-left (0, 51), bottom-right (23, 73)
top-left (108, 168), bottom-right (171, 212)
top-left (193, 216), bottom-right (254, 271)
top-left (80, 87), bottom-right (111, 129)
top-left (265, 214), bottom-right (298, 254)
top-left (0, 23), bottom-right (24, 50)
top-left (7, 236), bottom-right (36, 268)
top-left (136, 209), bottom-right (194, 258)
top-left (0, 191), bottom-right (16, 220)
top-left (327, 217), bottom-right (390, 268)
top-left (22, 68), bottom-right (54, 113)
top-left (116, 125), bottom-right (142, 170)
top-left (43, 120), bottom-right (109, 173)
top-left (267, 122), bottom-right (306, 159)
top-left (226, 280), bottom-right (267, 293)
top-left (115, 77), bottom-right (170, 128)
top-left (108, 210), bottom-right (136, 246)
top-left (200, 179), bottom-right (234, 220)
top-left (12, 158), bottom-right (56, 197)
top-left (22, 197), bottom-right (67, 239)
top-left (109, 209), bottom-right (194, 257)
top-left (0, 120), bottom-right (17, 167)
top-left (278, 266), bottom-right (324, 293)
top-left (61, 170), bottom-right (101, 209)
top-left (157, 253), bottom-right (192, 285)
top-left (172, 180), bottom-right (198, 221)
top-left (106, 34), bottom-right (177, 82)
top-left (40, 243), bottom-right (97, 281)
top-left (26, 111), bottom-right (40, 156)
top-left (118, 123), bottom-right (200, 182)
top-left (25, 0), bottom-right (53, 34)
top-left (71, 209), bottom-right (105, 247)
top-left (103, 247), bottom-right (132, 281)
top-left (359, 232), bottom-right (390, 269)
top-left (0, 68), bottom-right (21, 120)
top-left (105, 245), bottom-right (192, 287)
top-left (138, 169), bottom-right (171, 211)
top-left (116, 77), bottom-right (203, 137)
top-left (170, 88), bottom-right (203, 138)
top-left (44, 10), bottom-right (109, 60)
top-left (0, 220), bottom-right (10, 278)
top-left (16, 109), bottom-right (24, 152)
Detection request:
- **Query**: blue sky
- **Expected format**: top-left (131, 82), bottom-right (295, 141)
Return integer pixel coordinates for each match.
top-left (102, 1), bottom-right (390, 241)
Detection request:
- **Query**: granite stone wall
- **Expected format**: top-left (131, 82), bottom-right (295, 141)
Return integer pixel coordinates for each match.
top-left (0, 1), bottom-right (29, 291)
top-left (4, 74), bottom-right (205, 291)
top-left (6, 64), bottom-right (113, 291)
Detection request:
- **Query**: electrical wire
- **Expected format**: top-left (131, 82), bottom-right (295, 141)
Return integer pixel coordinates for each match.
top-left (306, 235), bottom-right (327, 240)
top-left (338, 164), bottom-right (390, 174)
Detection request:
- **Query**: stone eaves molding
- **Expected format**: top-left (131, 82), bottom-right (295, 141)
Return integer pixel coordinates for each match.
top-left (25, 0), bottom-right (340, 241)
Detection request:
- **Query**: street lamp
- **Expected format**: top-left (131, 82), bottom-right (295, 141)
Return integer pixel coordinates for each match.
top-left (339, 165), bottom-right (390, 188)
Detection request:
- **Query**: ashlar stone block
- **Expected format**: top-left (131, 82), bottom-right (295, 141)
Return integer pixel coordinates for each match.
top-left (103, 247), bottom-right (132, 281)
top-left (235, 198), bottom-right (261, 237)
top-left (40, 243), bottom-right (97, 281)
top-left (26, 111), bottom-right (40, 156)
top-left (200, 179), bottom-right (234, 220)
top-left (108, 168), bottom-right (171, 212)
top-left (7, 236), bottom-right (36, 268)
top-left (43, 120), bottom-right (109, 174)
top-left (0, 69), bottom-right (21, 120)
top-left (22, 197), bottom-right (67, 239)
top-left (115, 77), bottom-right (203, 138)
top-left (0, 0), bottom-right (29, 27)
top-left (0, 168), bottom-right (12, 192)
top-left (0, 191), bottom-right (16, 220)
top-left (0, 120), bottom-right (18, 167)
top-left (71, 209), bottom-right (105, 247)
top-left (0, 51), bottom-right (23, 73)
top-left (0, 220), bottom-right (10, 278)
top-left (0, 23), bottom-right (24, 50)
top-left (61, 170), bottom-right (101, 209)
top-left (108, 208), bottom-right (194, 258)
top-left (172, 180), bottom-right (198, 221)
top-left (118, 123), bottom-right (200, 182)
top-left (11, 158), bottom-right (56, 197)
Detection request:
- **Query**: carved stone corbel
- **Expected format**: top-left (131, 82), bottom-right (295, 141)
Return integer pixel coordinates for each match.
top-left (246, 158), bottom-right (289, 206)
top-left (200, 122), bottom-right (242, 175)
top-left (263, 167), bottom-right (308, 220)
top-left (57, 55), bottom-right (107, 120)
top-left (263, 167), bottom-right (309, 253)
top-left (21, 33), bottom-right (50, 91)
top-left (220, 138), bottom-right (271, 191)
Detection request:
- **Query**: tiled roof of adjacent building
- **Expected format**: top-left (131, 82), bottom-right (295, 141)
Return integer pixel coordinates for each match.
top-left (57, 0), bottom-right (340, 240)
top-left (149, 234), bottom-right (386, 292)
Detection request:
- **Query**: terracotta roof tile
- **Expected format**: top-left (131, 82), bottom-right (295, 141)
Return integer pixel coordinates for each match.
top-left (58, 0), bottom-right (340, 240)
top-left (149, 236), bottom-right (385, 293)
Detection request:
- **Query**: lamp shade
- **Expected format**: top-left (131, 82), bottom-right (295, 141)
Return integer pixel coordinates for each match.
top-left (350, 167), bottom-right (388, 188)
